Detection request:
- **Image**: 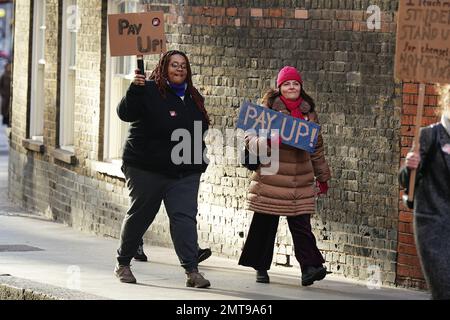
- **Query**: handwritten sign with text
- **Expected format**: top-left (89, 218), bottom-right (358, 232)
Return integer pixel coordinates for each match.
top-left (395, 0), bottom-right (450, 83)
top-left (236, 102), bottom-right (320, 154)
top-left (108, 12), bottom-right (167, 57)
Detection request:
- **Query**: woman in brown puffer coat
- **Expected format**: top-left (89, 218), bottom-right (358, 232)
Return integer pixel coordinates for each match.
top-left (238, 66), bottom-right (331, 287)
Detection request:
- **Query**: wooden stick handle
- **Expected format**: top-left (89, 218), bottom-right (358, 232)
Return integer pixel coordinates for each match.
top-left (407, 83), bottom-right (425, 203)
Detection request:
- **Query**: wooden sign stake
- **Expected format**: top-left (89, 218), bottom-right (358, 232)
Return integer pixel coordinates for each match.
top-left (408, 83), bottom-right (425, 202)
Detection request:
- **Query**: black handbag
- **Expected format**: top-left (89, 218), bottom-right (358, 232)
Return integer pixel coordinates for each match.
top-left (240, 146), bottom-right (260, 171)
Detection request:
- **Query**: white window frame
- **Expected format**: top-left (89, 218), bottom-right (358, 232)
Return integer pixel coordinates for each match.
top-left (59, 0), bottom-right (78, 153)
top-left (104, 0), bottom-right (140, 163)
top-left (29, 0), bottom-right (46, 141)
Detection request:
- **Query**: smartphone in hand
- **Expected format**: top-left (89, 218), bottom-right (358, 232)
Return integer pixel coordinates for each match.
top-left (137, 56), bottom-right (145, 76)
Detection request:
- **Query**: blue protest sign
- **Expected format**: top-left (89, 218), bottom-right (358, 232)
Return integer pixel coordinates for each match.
top-left (236, 101), bottom-right (320, 154)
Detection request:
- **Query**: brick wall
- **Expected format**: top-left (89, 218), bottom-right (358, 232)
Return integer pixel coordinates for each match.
top-left (43, 0), bottom-right (59, 150)
top-left (74, 0), bottom-right (104, 172)
top-left (8, 0), bottom-right (432, 289)
top-left (397, 83), bottom-right (441, 289)
top-left (9, 0), bottom-right (30, 153)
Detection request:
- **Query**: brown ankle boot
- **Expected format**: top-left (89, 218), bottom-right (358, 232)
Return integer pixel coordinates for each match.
top-left (114, 264), bottom-right (137, 283)
top-left (186, 270), bottom-right (211, 288)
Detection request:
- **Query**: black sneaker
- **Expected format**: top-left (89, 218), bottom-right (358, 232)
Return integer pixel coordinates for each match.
top-left (133, 244), bottom-right (148, 262)
top-left (256, 270), bottom-right (270, 283)
top-left (301, 266), bottom-right (327, 286)
top-left (198, 248), bottom-right (212, 263)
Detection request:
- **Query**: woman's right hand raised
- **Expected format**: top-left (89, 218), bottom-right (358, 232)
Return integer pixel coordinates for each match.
top-left (133, 69), bottom-right (146, 86)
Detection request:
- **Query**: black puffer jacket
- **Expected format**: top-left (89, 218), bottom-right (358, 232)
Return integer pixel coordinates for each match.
top-left (117, 80), bottom-right (209, 178)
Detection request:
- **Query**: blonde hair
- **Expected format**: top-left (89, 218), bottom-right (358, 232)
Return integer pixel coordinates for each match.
top-left (438, 84), bottom-right (450, 117)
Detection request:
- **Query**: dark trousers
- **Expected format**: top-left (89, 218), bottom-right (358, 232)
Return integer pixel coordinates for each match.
top-left (138, 238), bottom-right (201, 251)
top-left (238, 212), bottom-right (325, 272)
top-left (117, 166), bottom-right (201, 273)
top-left (1, 98), bottom-right (9, 126)
top-left (415, 211), bottom-right (450, 300)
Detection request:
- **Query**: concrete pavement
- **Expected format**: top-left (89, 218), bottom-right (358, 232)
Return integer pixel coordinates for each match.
top-left (0, 124), bottom-right (430, 300)
top-left (0, 213), bottom-right (431, 300)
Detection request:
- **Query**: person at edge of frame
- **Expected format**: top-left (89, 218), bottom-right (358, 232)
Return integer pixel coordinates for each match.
top-left (399, 84), bottom-right (450, 300)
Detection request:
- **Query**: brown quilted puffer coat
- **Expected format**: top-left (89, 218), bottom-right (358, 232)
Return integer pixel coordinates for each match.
top-left (245, 96), bottom-right (331, 216)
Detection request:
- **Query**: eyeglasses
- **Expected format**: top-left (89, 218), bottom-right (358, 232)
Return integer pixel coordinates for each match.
top-left (170, 62), bottom-right (187, 70)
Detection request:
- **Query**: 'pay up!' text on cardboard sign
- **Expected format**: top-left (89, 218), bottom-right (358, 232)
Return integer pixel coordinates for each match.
top-left (236, 102), bottom-right (320, 154)
top-left (395, 0), bottom-right (450, 83)
top-left (108, 12), bottom-right (167, 57)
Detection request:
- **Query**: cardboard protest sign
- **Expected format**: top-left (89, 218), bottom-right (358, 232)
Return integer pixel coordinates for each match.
top-left (236, 102), bottom-right (320, 154)
top-left (108, 12), bottom-right (167, 56)
top-left (395, 0), bottom-right (450, 84)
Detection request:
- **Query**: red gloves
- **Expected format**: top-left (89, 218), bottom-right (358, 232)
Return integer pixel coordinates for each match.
top-left (267, 132), bottom-right (282, 147)
top-left (316, 181), bottom-right (329, 196)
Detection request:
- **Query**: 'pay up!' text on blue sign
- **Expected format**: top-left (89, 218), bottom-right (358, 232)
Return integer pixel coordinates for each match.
top-left (236, 102), bottom-right (320, 154)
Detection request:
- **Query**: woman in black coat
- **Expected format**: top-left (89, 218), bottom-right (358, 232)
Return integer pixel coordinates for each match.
top-left (114, 50), bottom-right (211, 288)
top-left (399, 85), bottom-right (450, 299)
top-left (0, 62), bottom-right (11, 126)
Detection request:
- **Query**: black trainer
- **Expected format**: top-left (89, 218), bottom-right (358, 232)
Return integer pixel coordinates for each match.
top-left (198, 248), bottom-right (212, 263)
top-left (301, 266), bottom-right (327, 286)
top-left (133, 244), bottom-right (148, 262)
top-left (256, 270), bottom-right (270, 283)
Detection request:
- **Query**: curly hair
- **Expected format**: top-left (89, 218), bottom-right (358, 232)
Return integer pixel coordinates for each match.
top-left (438, 84), bottom-right (450, 117)
top-left (149, 50), bottom-right (210, 124)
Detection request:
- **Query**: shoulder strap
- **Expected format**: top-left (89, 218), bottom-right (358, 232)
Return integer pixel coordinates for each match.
top-left (431, 123), bottom-right (439, 153)
top-left (436, 124), bottom-right (450, 186)
top-left (419, 124), bottom-right (439, 175)
top-left (411, 124), bottom-right (437, 189)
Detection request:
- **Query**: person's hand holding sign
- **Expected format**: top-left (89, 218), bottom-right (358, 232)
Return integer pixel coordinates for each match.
top-left (405, 151), bottom-right (421, 170)
top-left (133, 69), bottom-right (146, 86)
top-left (267, 131), bottom-right (282, 147)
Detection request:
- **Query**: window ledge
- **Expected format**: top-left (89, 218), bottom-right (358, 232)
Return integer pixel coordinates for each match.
top-left (52, 148), bottom-right (76, 165)
top-left (91, 160), bottom-right (125, 179)
top-left (22, 139), bottom-right (45, 153)
top-left (115, 73), bottom-right (134, 80)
